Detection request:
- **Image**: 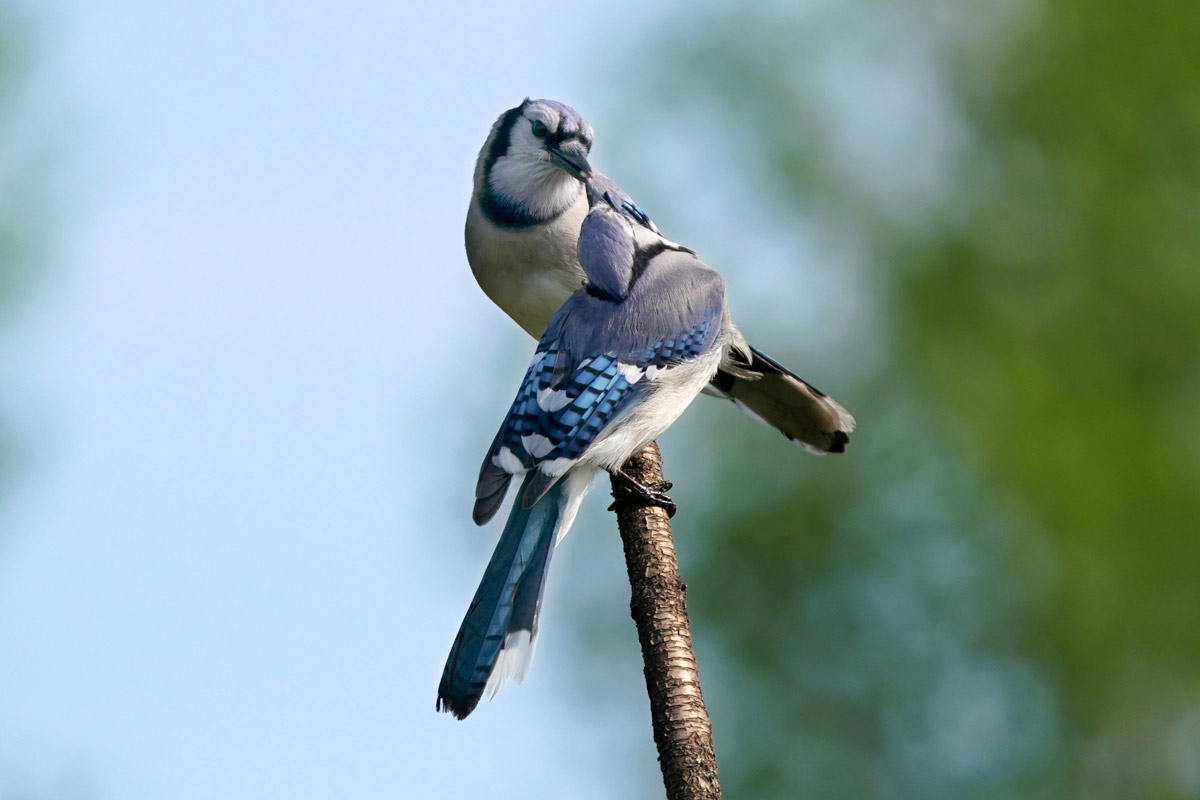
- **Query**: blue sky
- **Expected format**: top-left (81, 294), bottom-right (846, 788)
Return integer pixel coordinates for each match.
top-left (0, 1), bottom-right (701, 796)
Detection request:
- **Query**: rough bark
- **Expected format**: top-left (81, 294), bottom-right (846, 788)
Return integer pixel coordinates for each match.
top-left (609, 441), bottom-right (721, 800)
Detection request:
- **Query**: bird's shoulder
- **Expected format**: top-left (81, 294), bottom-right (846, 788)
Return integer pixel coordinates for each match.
top-left (586, 171), bottom-right (659, 234)
top-left (546, 255), bottom-right (725, 370)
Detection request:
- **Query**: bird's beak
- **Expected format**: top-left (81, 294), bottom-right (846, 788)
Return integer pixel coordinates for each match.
top-left (547, 141), bottom-right (592, 180)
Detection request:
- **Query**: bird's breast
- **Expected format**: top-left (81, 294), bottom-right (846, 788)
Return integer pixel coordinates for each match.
top-left (465, 198), bottom-right (588, 338)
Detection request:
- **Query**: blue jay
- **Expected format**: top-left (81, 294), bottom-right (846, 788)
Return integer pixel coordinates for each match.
top-left (438, 178), bottom-right (732, 719)
top-left (466, 98), bottom-right (856, 454)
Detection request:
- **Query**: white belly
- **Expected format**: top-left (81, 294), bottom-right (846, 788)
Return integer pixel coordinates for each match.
top-left (582, 350), bottom-right (724, 471)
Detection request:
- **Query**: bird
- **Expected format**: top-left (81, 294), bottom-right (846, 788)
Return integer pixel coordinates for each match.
top-left (465, 98), bottom-right (856, 455)
top-left (437, 176), bottom-right (734, 719)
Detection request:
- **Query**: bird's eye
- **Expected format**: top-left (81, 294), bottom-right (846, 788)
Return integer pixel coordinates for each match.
top-left (530, 120), bottom-right (549, 139)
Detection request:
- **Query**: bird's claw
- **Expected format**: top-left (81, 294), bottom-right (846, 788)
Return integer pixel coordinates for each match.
top-left (608, 469), bottom-right (677, 518)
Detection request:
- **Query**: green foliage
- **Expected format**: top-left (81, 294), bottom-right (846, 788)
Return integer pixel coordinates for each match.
top-left (642, 0), bottom-right (1200, 796)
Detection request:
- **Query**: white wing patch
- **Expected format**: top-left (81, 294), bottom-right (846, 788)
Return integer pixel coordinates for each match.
top-left (520, 433), bottom-right (554, 459)
top-left (492, 446), bottom-right (525, 474)
top-left (616, 362), bottom-right (645, 384)
top-left (538, 457), bottom-right (575, 478)
top-left (536, 387), bottom-right (572, 412)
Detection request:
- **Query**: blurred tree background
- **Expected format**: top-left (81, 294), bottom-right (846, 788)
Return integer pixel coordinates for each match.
top-left (0, 6), bottom-right (68, 789)
top-left (588, 0), bottom-right (1200, 797)
top-left (0, 1), bottom-right (52, 516)
top-left (0, 2), bottom-right (28, 513)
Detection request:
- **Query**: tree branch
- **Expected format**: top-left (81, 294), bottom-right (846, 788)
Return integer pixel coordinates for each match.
top-left (609, 441), bottom-right (721, 800)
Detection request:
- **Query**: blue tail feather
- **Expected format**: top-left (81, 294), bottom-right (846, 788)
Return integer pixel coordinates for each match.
top-left (437, 472), bottom-right (569, 719)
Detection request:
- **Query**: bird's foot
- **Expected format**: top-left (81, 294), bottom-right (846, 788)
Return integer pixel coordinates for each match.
top-left (607, 468), bottom-right (677, 518)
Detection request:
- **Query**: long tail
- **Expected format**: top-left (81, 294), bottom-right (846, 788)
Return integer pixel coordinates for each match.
top-left (437, 469), bottom-right (591, 719)
top-left (710, 344), bottom-right (856, 454)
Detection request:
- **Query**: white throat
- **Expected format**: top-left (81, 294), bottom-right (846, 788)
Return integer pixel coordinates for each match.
top-left (488, 153), bottom-right (582, 221)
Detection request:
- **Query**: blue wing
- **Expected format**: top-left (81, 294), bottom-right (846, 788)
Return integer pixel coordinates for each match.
top-left (473, 320), bottom-right (716, 522)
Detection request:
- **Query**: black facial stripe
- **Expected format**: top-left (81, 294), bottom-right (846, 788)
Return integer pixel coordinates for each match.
top-left (480, 102), bottom-right (564, 228)
top-left (476, 102), bottom-right (587, 229)
top-left (482, 103), bottom-right (527, 177)
top-left (545, 129), bottom-right (575, 147)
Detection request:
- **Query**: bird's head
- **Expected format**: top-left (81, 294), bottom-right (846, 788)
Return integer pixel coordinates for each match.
top-left (477, 99), bottom-right (594, 225)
